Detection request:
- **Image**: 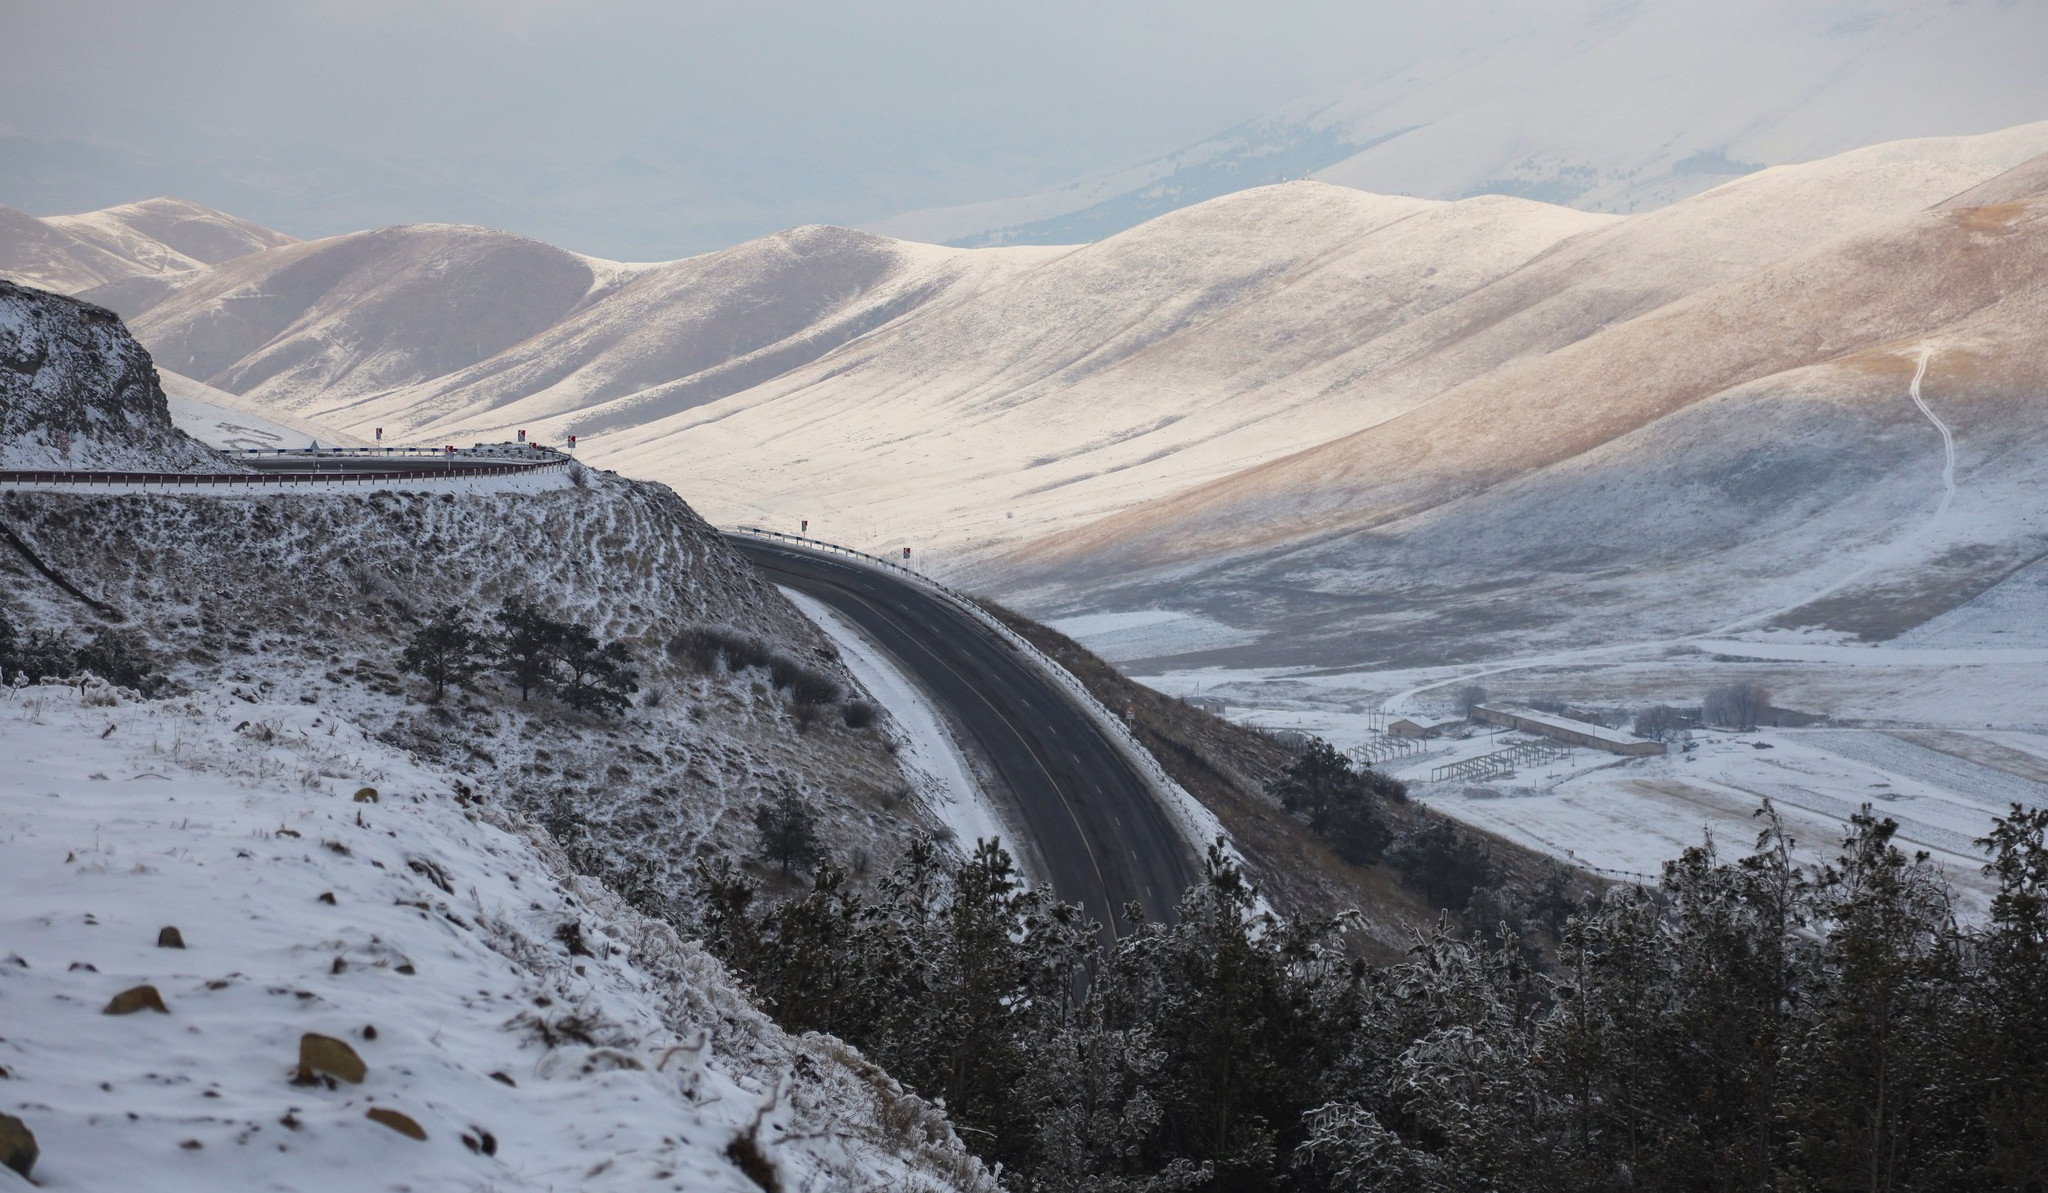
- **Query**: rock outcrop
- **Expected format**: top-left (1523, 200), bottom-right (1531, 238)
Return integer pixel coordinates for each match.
top-left (0, 278), bottom-right (228, 471)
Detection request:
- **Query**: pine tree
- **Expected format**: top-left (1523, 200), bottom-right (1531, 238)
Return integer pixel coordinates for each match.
top-left (753, 789), bottom-right (826, 875)
top-left (1974, 805), bottom-right (2048, 1191)
top-left (1786, 808), bottom-right (1964, 1192)
top-left (555, 621), bottom-right (638, 715)
top-left (1268, 737), bottom-right (1397, 866)
top-left (400, 605), bottom-right (487, 699)
top-left (494, 596), bottom-right (563, 700)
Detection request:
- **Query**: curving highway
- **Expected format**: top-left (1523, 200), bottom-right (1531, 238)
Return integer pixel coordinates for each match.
top-left (731, 535), bottom-right (1198, 938)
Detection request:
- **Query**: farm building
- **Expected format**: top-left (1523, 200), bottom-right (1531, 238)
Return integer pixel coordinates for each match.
top-left (1472, 705), bottom-right (1667, 756)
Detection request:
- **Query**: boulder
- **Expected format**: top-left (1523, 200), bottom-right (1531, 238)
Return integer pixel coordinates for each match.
top-left (103, 984), bottom-right (168, 1014)
top-left (296, 1033), bottom-right (366, 1084)
top-left (0, 1113), bottom-right (37, 1179)
top-left (365, 1107), bottom-right (426, 1140)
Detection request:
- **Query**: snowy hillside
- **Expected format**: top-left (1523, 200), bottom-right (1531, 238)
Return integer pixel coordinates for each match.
top-left (874, 0), bottom-right (2048, 245)
top-left (0, 679), bottom-right (993, 1192)
top-left (1002, 143), bottom-right (2048, 666)
top-left (159, 369), bottom-right (372, 451)
top-left (23, 124), bottom-right (2048, 671)
top-left (125, 224), bottom-right (602, 411)
top-left (0, 280), bottom-right (227, 472)
top-left (0, 197), bottom-right (292, 296)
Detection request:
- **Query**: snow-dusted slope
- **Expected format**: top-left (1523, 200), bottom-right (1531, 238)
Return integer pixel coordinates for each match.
top-left (576, 124), bottom-right (2048, 562)
top-left (585, 184), bottom-right (1607, 546)
top-left (0, 279), bottom-right (227, 471)
top-left (875, 0), bottom-right (2048, 245)
top-left (127, 224), bottom-right (600, 412)
top-left (312, 225), bottom-right (1064, 442)
top-left (999, 162), bottom-right (2048, 665)
top-left (159, 368), bottom-right (372, 451)
top-left (0, 681), bottom-right (993, 1192)
top-left (0, 198), bottom-right (293, 296)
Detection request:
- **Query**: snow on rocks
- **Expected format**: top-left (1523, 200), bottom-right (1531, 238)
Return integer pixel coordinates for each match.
top-left (0, 280), bottom-right (227, 474)
top-left (0, 681), bottom-right (994, 1191)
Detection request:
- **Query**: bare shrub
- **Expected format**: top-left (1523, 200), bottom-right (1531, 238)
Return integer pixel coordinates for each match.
top-left (1634, 704), bottom-right (1685, 740)
top-left (1703, 683), bottom-right (1772, 730)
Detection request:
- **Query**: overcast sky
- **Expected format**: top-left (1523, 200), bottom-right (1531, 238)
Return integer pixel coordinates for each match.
top-left (0, 0), bottom-right (1518, 257)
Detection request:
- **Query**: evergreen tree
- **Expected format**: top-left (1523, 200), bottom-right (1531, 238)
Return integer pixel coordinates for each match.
top-left (1786, 809), bottom-right (1964, 1192)
top-left (494, 596), bottom-right (563, 700)
top-left (555, 621), bottom-right (638, 715)
top-left (400, 605), bottom-right (488, 699)
top-left (1268, 737), bottom-right (1397, 866)
top-left (753, 789), bottom-right (826, 875)
top-left (1388, 822), bottom-right (1495, 910)
top-left (1976, 805), bottom-right (2048, 1191)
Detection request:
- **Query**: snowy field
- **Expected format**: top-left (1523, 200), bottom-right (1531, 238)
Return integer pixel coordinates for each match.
top-left (1046, 610), bottom-right (1261, 664)
top-left (1132, 628), bottom-right (2048, 914)
top-left (0, 680), bottom-right (988, 1192)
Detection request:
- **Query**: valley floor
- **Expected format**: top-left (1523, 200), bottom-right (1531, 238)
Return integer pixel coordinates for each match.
top-left (1115, 623), bottom-right (2048, 915)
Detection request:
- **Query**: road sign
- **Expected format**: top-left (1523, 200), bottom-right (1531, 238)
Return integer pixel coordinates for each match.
top-left (902, 547), bottom-right (911, 560)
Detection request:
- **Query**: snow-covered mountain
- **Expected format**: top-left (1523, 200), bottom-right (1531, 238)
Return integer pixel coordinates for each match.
top-left (873, 0), bottom-right (2048, 246)
top-left (997, 146), bottom-right (2048, 665)
top-left (13, 122), bottom-right (2048, 667)
top-left (0, 197), bottom-right (293, 295)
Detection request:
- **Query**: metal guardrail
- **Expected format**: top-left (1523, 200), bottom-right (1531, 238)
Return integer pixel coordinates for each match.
top-left (230, 444), bottom-right (568, 460)
top-left (0, 451), bottom-right (569, 488)
top-left (728, 525), bottom-right (1215, 856)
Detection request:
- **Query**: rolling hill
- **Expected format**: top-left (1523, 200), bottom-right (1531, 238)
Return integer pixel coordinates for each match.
top-left (9, 122), bottom-right (2048, 667)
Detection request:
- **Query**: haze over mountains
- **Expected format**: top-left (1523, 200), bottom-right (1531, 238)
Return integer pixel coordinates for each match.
top-left (874, 0), bottom-right (2048, 246)
top-left (5, 121), bottom-right (2047, 669)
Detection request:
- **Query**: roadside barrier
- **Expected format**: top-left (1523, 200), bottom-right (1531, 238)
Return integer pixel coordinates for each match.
top-left (0, 453), bottom-right (568, 488)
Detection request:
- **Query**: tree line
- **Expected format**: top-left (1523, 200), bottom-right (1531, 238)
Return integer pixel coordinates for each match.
top-left (673, 800), bottom-right (2048, 1192)
top-left (401, 597), bottom-right (638, 715)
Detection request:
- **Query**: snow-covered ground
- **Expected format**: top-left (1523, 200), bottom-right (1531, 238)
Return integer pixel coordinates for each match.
top-left (1133, 630), bottom-right (2048, 914)
top-left (1047, 610), bottom-right (1261, 665)
top-left (0, 679), bottom-right (991, 1192)
top-left (160, 368), bottom-right (372, 452)
top-left (778, 587), bottom-right (1012, 866)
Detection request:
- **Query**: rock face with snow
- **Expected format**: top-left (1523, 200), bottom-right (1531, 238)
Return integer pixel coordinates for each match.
top-left (0, 468), bottom-right (923, 892)
top-left (0, 278), bottom-right (224, 471)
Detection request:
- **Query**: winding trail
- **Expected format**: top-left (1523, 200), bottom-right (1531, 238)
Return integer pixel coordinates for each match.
top-left (1384, 347), bottom-right (1961, 713)
top-left (1908, 345), bottom-right (1957, 517)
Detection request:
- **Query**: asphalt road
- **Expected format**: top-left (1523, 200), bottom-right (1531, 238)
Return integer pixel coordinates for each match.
top-left (732, 537), bottom-right (1198, 938)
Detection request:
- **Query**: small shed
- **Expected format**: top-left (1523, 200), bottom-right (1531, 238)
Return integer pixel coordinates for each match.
top-left (1387, 717), bottom-right (1444, 740)
top-left (1183, 695), bottom-right (1228, 714)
